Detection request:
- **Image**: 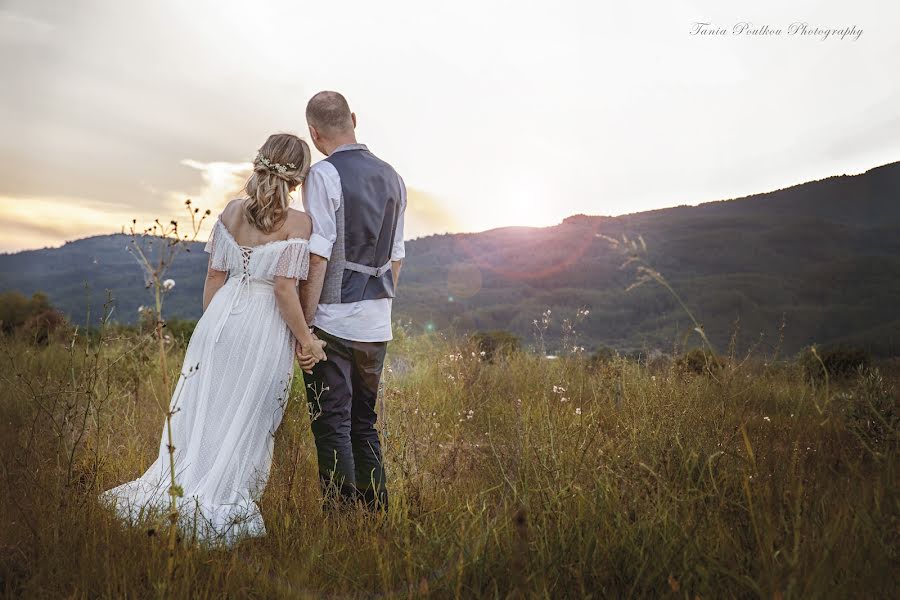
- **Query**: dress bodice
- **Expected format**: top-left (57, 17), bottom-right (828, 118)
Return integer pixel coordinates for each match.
top-left (204, 217), bottom-right (311, 344)
top-left (205, 218), bottom-right (310, 283)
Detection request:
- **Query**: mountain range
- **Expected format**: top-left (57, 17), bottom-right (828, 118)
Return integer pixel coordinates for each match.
top-left (2, 162), bottom-right (899, 356)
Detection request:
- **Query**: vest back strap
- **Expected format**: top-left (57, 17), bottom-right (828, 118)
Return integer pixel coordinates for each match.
top-left (344, 259), bottom-right (393, 278)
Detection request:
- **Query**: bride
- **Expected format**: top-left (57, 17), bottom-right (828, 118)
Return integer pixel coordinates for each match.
top-left (102, 133), bottom-right (327, 544)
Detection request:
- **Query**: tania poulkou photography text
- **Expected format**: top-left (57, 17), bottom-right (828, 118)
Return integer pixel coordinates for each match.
top-left (0, 1), bottom-right (898, 598)
top-left (690, 21), bottom-right (865, 41)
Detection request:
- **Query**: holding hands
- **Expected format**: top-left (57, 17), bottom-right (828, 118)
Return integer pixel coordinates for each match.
top-left (295, 334), bottom-right (327, 374)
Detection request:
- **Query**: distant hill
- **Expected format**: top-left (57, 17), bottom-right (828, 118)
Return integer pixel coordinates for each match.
top-left (2, 162), bottom-right (899, 356)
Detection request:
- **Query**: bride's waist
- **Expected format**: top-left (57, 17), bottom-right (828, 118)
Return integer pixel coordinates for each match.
top-left (225, 277), bottom-right (275, 294)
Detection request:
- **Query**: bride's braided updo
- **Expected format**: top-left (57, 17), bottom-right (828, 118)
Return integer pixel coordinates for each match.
top-left (243, 133), bottom-right (312, 233)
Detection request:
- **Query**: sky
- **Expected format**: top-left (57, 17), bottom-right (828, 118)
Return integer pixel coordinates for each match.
top-left (0, 0), bottom-right (898, 252)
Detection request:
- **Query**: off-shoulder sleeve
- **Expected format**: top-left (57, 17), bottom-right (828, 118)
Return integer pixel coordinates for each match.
top-left (269, 241), bottom-right (310, 280)
top-left (204, 219), bottom-right (228, 272)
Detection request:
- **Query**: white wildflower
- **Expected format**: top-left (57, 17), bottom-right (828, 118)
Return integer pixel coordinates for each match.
top-left (575, 407), bottom-right (582, 415)
top-left (163, 279), bottom-right (175, 290)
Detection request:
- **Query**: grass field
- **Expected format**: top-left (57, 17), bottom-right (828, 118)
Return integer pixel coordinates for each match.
top-left (1, 323), bottom-right (897, 598)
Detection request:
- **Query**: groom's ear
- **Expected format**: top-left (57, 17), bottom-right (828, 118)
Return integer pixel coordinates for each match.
top-left (351, 112), bottom-right (357, 129)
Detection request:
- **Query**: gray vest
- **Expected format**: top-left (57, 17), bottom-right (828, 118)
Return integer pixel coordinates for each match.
top-left (319, 146), bottom-right (402, 304)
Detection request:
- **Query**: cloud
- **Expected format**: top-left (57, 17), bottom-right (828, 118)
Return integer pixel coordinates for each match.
top-left (1, 0), bottom-right (898, 253)
top-left (0, 194), bottom-right (177, 253)
top-left (178, 160), bottom-right (251, 208)
top-left (0, 10), bottom-right (54, 44)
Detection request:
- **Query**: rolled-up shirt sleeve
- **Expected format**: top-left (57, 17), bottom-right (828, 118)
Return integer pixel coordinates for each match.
top-left (302, 162), bottom-right (340, 259)
top-left (391, 174), bottom-right (407, 261)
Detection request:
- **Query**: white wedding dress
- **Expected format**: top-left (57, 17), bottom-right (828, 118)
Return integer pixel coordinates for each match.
top-left (102, 217), bottom-right (310, 545)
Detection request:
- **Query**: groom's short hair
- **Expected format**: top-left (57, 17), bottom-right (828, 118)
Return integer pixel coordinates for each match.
top-left (306, 91), bottom-right (354, 135)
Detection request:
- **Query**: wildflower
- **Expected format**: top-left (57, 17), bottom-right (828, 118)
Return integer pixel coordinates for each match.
top-left (137, 305), bottom-right (145, 313)
top-left (651, 376), bottom-right (657, 381)
top-left (560, 397), bottom-right (568, 403)
top-left (466, 410), bottom-right (474, 420)
top-left (575, 407), bottom-right (582, 415)
top-left (163, 278), bottom-right (176, 290)
top-left (480, 351), bottom-right (486, 357)
top-left (763, 416), bottom-right (771, 422)
top-left (553, 385), bottom-right (566, 394)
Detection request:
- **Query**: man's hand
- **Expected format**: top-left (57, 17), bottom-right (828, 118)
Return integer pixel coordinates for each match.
top-left (295, 336), bottom-right (327, 374)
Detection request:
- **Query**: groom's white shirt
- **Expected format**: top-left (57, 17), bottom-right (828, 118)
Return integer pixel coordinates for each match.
top-left (301, 143), bottom-right (407, 343)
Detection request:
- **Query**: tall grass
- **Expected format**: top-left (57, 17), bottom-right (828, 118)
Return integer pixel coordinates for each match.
top-left (1, 322), bottom-right (897, 598)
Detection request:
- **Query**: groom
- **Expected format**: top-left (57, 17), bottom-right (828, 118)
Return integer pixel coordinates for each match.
top-left (297, 91), bottom-right (406, 511)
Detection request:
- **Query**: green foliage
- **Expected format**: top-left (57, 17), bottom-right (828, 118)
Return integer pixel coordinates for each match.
top-left (799, 344), bottom-right (872, 380)
top-left (674, 347), bottom-right (726, 375)
top-left (165, 318), bottom-right (197, 345)
top-left (0, 290), bottom-right (70, 343)
top-left (470, 329), bottom-right (520, 362)
top-left (0, 290), bottom-right (52, 333)
top-left (838, 367), bottom-right (898, 457)
top-left (589, 344), bottom-right (618, 365)
top-left (21, 308), bottom-right (71, 345)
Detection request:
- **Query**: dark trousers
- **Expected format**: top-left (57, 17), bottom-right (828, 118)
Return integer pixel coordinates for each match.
top-left (304, 328), bottom-right (388, 510)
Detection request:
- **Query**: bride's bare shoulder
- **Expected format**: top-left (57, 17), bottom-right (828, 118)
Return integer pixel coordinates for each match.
top-left (285, 208), bottom-right (312, 241)
top-left (220, 198), bottom-right (245, 228)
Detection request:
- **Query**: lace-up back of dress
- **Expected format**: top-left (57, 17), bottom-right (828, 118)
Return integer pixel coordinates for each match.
top-left (204, 218), bottom-right (311, 282)
top-left (238, 245), bottom-right (253, 277)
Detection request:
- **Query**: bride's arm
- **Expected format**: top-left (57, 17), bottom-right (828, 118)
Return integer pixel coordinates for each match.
top-left (202, 261), bottom-right (227, 312)
top-left (274, 277), bottom-right (325, 360)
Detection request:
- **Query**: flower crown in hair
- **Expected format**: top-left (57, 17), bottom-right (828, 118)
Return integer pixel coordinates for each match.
top-left (255, 152), bottom-right (297, 175)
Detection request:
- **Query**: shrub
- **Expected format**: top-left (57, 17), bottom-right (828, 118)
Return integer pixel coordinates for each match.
top-left (589, 345), bottom-right (617, 366)
top-left (471, 330), bottom-right (521, 362)
top-left (839, 368), bottom-right (899, 457)
top-left (799, 344), bottom-right (871, 380)
top-left (165, 318), bottom-right (197, 345)
top-left (21, 309), bottom-right (71, 345)
top-left (675, 348), bottom-right (725, 375)
top-left (0, 291), bottom-right (52, 334)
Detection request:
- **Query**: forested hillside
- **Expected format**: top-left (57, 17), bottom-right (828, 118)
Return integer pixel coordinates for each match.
top-left (2, 162), bottom-right (899, 355)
